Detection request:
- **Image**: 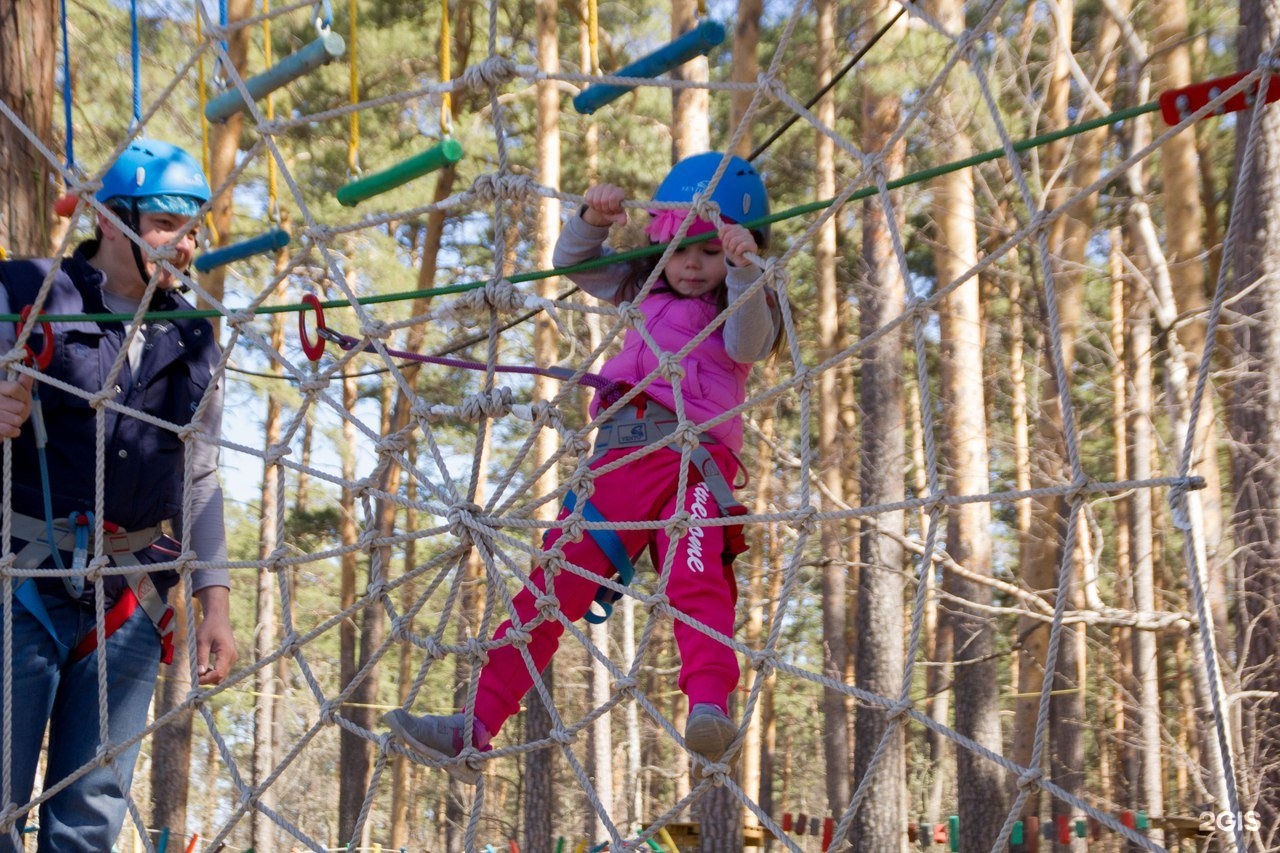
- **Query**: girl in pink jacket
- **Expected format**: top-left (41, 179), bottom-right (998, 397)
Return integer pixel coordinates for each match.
top-left (387, 152), bottom-right (781, 783)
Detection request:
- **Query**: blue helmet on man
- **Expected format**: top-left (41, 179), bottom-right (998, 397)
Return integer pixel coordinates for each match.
top-left (651, 151), bottom-right (769, 239)
top-left (96, 140), bottom-right (211, 219)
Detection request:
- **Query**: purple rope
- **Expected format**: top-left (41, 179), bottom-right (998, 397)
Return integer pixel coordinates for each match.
top-left (325, 329), bottom-right (627, 399)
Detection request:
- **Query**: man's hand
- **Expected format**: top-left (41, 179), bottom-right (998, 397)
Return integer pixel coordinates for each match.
top-left (0, 373), bottom-right (33, 439)
top-left (193, 585), bottom-right (236, 686)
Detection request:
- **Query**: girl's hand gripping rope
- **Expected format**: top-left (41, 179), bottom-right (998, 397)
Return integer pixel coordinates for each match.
top-left (581, 184), bottom-right (629, 228)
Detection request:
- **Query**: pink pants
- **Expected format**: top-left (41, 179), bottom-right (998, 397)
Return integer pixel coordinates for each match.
top-left (472, 445), bottom-right (742, 737)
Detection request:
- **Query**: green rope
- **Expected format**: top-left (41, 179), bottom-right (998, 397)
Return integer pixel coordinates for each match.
top-left (3, 100), bottom-right (1159, 326)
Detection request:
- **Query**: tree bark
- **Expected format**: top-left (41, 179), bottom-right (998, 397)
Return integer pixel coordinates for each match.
top-left (0, 0), bottom-right (58, 256)
top-left (929, 0), bottom-right (1006, 838)
top-left (851, 60), bottom-right (906, 853)
top-left (199, 0), bottom-right (252, 336)
top-left (522, 1), bottom-right (562, 849)
top-left (250, 239), bottom-right (289, 853)
top-left (729, 0), bottom-right (761, 158)
top-left (670, 0), bottom-right (709, 159)
top-left (1228, 0), bottom-right (1280, 841)
top-left (814, 0), bottom-right (851, 825)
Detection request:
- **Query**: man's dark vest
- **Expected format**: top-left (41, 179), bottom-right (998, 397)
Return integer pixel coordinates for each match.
top-left (0, 246), bottom-right (219, 532)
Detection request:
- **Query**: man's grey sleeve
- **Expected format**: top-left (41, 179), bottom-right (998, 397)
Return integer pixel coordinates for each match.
top-left (178, 376), bottom-right (230, 592)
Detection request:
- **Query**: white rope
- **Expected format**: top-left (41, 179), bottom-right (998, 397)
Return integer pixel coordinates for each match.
top-left (0, 1), bottom-right (1262, 850)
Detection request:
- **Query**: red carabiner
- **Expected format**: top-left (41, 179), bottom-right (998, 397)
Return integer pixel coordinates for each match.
top-left (298, 293), bottom-right (327, 362)
top-left (19, 306), bottom-right (54, 370)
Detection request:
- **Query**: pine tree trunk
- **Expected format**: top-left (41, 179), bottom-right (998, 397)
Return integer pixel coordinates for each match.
top-left (1124, 271), bottom-right (1164, 849)
top-left (336, 372), bottom-right (363, 843)
top-left (251, 244), bottom-right (289, 853)
top-left (729, 0), bottom-right (761, 158)
top-left (929, 0), bottom-right (1006, 836)
top-left (814, 0), bottom-right (850, 825)
top-left (1228, 0), bottom-right (1280, 841)
top-left (851, 69), bottom-right (906, 853)
top-left (1012, 0), bottom-right (1087, 835)
top-left (199, 0), bottom-right (252, 335)
top-left (670, 0), bottom-right (708, 159)
top-left (0, 0), bottom-right (57, 256)
top-left (523, 1), bottom-right (561, 848)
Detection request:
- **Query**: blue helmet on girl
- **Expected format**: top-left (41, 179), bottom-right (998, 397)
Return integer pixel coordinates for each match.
top-left (652, 152), bottom-right (769, 232)
top-left (96, 140), bottom-right (211, 219)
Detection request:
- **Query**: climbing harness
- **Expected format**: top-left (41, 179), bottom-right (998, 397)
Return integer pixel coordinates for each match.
top-left (5, 308), bottom-right (176, 666)
top-left (8, 513), bottom-right (176, 666)
top-left (574, 394), bottom-right (748, 624)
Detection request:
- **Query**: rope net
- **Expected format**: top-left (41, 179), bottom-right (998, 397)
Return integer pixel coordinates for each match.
top-left (0, 0), bottom-right (1262, 850)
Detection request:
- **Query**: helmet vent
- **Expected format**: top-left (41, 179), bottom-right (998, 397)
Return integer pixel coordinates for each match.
top-left (135, 167), bottom-right (146, 187)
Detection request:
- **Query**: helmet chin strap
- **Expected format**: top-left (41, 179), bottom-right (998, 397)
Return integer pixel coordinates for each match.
top-left (124, 200), bottom-right (152, 291)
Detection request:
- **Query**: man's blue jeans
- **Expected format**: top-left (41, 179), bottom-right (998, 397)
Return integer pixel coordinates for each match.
top-left (0, 586), bottom-right (161, 852)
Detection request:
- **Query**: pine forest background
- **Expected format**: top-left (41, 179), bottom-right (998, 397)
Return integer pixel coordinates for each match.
top-left (1, 0), bottom-right (1278, 850)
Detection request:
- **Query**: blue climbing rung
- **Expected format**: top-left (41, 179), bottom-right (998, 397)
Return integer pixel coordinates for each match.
top-left (205, 33), bottom-right (346, 123)
top-left (573, 19), bottom-right (726, 115)
top-left (194, 229), bottom-right (290, 272)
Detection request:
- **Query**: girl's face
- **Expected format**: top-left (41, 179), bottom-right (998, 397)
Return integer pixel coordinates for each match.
top-left (661, 241), bottom-right (727, 299)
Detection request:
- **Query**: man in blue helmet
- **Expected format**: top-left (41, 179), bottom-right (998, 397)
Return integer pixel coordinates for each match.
top-left (0, 140), bottom-right (236, 852)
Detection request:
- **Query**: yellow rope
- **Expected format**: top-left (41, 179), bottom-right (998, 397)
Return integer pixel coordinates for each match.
top-left (586, 0), bottom-right (599, 74)
top-left (696, 0), bottom-right (706, 18)
top-left (347, 0), bottom-right (359, 173)
top-left (196, 1), bottom-right (218, 242)
top-left (439, 0), bottom-right (451, 134)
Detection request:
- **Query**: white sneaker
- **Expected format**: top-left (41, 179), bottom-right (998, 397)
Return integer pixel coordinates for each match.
top-left (684, 704), bottom-right (737, 761)
top-left (383, 710), bottom-right (489, 784)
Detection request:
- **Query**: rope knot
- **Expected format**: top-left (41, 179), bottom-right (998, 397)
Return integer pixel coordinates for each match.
top-left (358, 318), bottom-right (391, 340)
top-left (698, 760), bottom-right (732, 781)
top-left (376, 432), bottom-right (411, 455)
top-left (666, 509), bottom-right (693, 539)
top-left (263, 442), bottom-right (292, 467)
top-left (670, 421), bottom-right (702, 454)
top-left (297, 376), bottom-right (329, 394)
top-left (463, 637), bottom-right (490, 667)
top-left (644, 592), bottom-right (669, 612)
top-left (503, 625), bottom-right (533, 646)
top-left (887, 700), bottom-right (912, 722)
top-left (559, 512), bottom-right (587, 543)
top-left (617, 302), bottom-right (645, 329)
top-left (469, 172), bottom-right (538, 204)
top-left (1017, 766), bottom-right (1043, 789)
top-left (88, 386), bottom-right (116, 409)
top-left (225, 309), bottom-right (255, 329)
top-left (447, 501), bottom-right (483, 541)
top-left (482, 278), bottom-right (525, 312)
top-left (281, 632), bottom-right (303, 656)
top-left (534, 592), bottom-right (561, 619)
top-left (612, 675), bottom-right (637, 693)
top-left (750, 648), bottom-right (779, 673)
top-left (414, 636), bottom-right (443, 661)
top-left (550, 726), bottom-right (576, 745)
top-left (355, 525), bottom-right (379, 552)
top-left (656, 352), bottom-right (685, 383)
top-left (458, 387), bottom-right (514, 421)
top-left (461, 55), bottom-right (519, 89)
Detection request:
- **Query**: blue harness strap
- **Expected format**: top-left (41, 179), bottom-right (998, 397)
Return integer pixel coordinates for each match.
top-left (563, 490), bottom-right (635, 625)
top-left (13, 580), bottom-right (71, 664)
